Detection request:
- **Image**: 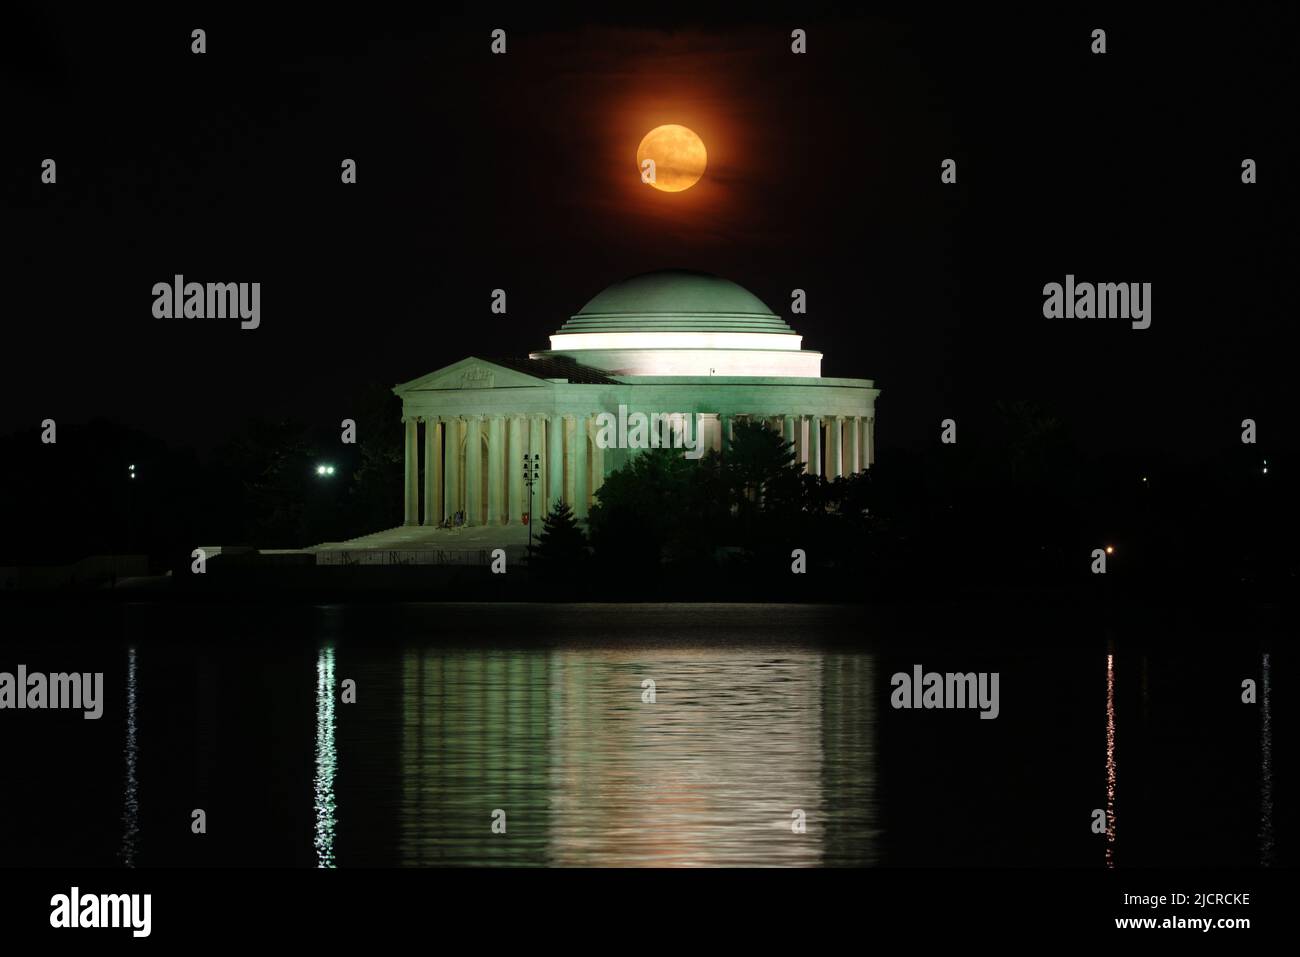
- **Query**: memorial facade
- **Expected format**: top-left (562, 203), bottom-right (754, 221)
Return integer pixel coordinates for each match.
top-left (393, 270), bottom-right (880, 527)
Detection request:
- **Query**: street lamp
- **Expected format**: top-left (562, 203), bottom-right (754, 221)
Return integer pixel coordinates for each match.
top-left (124, 463), bottom-right (138, 571)
top-left (315, 464), bottom-right (337, 477)
top-left (522, 451), bottom-right (541, 553)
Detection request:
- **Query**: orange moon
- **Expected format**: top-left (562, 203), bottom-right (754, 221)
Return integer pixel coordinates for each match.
top-left (636, 125), bottom-right (707, 192)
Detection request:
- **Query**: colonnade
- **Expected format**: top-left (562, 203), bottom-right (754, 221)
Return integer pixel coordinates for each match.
top-left (720, 413), bottom-right (876, 481)
top-left (401, 412), bottom-right (876, 527)
top-left (402, 414), bottom-right (595, 528)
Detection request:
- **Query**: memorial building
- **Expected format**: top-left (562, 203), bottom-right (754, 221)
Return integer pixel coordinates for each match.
top-left (392, 269), bottom-right (880, 528)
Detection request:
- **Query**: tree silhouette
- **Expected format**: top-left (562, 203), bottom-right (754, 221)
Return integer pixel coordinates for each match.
top-left (588, 446), bottom-right (705, 568)
top-left (531, 500), bottom-right (589, 576)
top-left (343, 383), bottom-right (403, 534)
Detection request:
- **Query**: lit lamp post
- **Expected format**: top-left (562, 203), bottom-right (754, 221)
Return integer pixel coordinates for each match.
top-left (522, 451), bottom-right (541, 553)
top-left (125, 464), bottom-right (137, 575)
top-left (315, 464), bottom-right (337, 477)
top-left (127, 464), bottom-right (136, 550)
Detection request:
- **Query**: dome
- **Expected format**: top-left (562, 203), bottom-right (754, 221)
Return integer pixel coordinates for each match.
top-left (538, 269), bottom-right (821, 378)
top-left (555, 270), bottom-right (796, 336)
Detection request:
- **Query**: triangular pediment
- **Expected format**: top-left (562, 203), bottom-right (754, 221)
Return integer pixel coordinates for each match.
top-left (394, 357), bottom-right (558, 395)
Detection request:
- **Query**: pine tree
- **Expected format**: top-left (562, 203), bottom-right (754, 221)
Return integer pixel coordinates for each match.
top-left (531, 500), bottom-right (588, 573)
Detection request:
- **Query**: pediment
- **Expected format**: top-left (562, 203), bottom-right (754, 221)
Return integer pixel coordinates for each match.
top-left (394, 357), bottom-right (555, 395)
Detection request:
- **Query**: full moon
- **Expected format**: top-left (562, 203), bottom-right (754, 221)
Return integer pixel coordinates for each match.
top-left (637, 125), bottom-right (707, 192)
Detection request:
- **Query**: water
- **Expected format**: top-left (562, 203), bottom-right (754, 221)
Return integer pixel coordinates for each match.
top-left (0, 603), bottom-right (1288, 868)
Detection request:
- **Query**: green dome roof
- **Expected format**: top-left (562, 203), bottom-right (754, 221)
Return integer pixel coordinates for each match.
top-left (556, 270), bottom-right (796, 336)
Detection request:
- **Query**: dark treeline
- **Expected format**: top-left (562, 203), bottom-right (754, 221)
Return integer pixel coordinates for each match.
top-left (0, 383), bottom-right (402, 569)
top-left (541, 409), bottom-right (1295, 604)
top-left (0, 398), bottom-right (1292, 605)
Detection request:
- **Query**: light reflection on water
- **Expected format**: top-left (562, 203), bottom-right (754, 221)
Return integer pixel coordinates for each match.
top-left (397, 648), bottom-right (879, 866)
top-left (1259, 652), bottom-right (1273, 866)
top-left (314, 645), bottom-right (338, 868)
top-left (119, 646), bottom-right (139, 868)
top-left (81, 603), bottom-right (1283, 868)
top-left (1104, 651), bottom-right (1116, 869)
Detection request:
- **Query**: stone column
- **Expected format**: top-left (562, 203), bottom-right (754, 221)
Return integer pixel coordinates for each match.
top-left (592, 437), bottom-right (606, 494)
top-left (826, 416), bottom-right (842, 479)
top-left (443, 417), bottom-right (461, 520)
top-left (403, 416), bottom-right (419, 525)
top-left (591, 413), bottom-right (607, 493)
top-left (465, 415), bottom-right (483, 526)
top-left (680, 413), bottom-right (694, 459)
top-left (720, 413), bottom-right (733, 456)
top-left (423, 417), bottom-right (442, 526)
top-left (810, 415), bottom-right (822, 477)
top-left (866, 415), bottom-right (876, 467)
top-left (548, 414), bottom-right (563, 513)
top-left (698, 413), bottom-right (718, 455)
top-left (507, 415), bottom-right (523, 525)
top-left (685, 413), bottom-right (709, 457)
top-left (487, 415), bottom-right (504, 525)
top-left (529, 415), bottom-right (545, 520)
top-left (563, 415), bottom-right (578, 508)
top-left (782, 415), bottom-right (796, 460)
top-left (574, 414), bottom-right (589, 519)
top-left (844, 418), bottom-right (853, 470)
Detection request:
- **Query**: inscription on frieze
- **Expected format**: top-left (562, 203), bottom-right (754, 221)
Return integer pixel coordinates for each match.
top-left (461, 367), bottom-right (494, 389)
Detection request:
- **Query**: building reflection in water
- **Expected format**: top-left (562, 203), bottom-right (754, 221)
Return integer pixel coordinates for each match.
top-left (1259, 651), bottom-right (1273, 866)
top-left (399, 649), bottom-right (552, 866)
top-left (1104, 651), bottom-right (1117, 868)
top-left (120, 646), bottom-right (139, 868)
top-left (818, 654), bottom-right (880, 865)
top-left (314, 645), bottom-right (338, 868)
top-left (398, 648), bottom-right (879, 866)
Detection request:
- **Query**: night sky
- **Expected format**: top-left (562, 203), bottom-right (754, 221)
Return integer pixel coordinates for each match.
top-left (7, 8), bottom-right (1295, 458)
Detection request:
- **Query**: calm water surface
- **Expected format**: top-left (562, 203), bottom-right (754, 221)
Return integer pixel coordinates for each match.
top-left (0, 603), bottom-right (1289, 868)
